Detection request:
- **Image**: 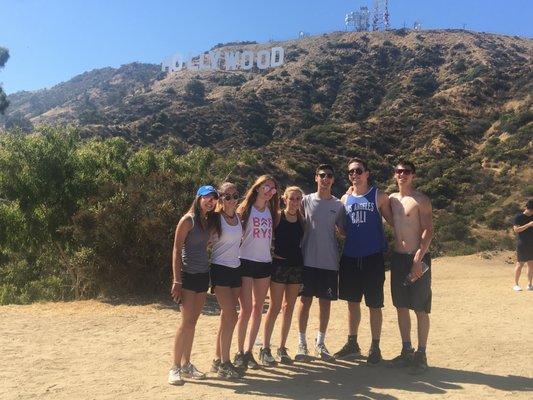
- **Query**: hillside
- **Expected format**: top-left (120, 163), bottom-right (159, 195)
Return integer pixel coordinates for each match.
top-left (2, 29), bottom-right (532, 254)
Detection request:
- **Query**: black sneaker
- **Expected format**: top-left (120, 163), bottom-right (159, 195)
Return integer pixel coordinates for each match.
top-left (234, 351), bottom-right (246, 370)
top-left (259, 347), bottom-right (277, 367)
top-left (388, 348), bottom-right (414, 368)
top-left (218, 361), bottom-right (243, 378)
top-left (367, 347), bottom-right (382, 366)
top-left (277, 347), bottom-right (293, 365)
top-left (211, 359), bottom-right (221, 373)
top-left (245, 351), bottom-right (260, 369)
top-left (409, 351), bottom-right (428, 375)
top-left (333, 341), bottom-right (361, 359)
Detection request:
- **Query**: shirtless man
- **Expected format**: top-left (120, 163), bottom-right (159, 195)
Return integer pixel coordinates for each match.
top-left (388, 160), bottom-right (433, 374)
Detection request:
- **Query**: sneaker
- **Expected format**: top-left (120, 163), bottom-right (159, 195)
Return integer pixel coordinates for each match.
top-left (277, 347), bottom-right (293, 365)
top-left (333, 341), bottom-right (361, 359)
top-left (181, 362), bottom-right (206, 380)
top-left (294, 343), bottom-right (312, 362)
top-left (315, 342), bottom-right (335, 362)
top-left (527, 284), bottom-right (533, 291)
top-left (211, 359), bottom-right (221, 373)
top-left (259, 347), bottom-right (277, 367)
top-left (513, 285), bottom-right (522, 291)
top-left (218, 361), bottom-right (243, 378)
top-left (168, 365), bottom-right (184, 386)
top-left (409, 351), bottom-right (428, 374)
top-left (367, 347), bottom-right (382, 366)
top-left (234, 351), bottom-right (246, 369)
top-left (245, 351), bottom-right (260, 370)
top-left (388, 348), bottom-right (414, 368)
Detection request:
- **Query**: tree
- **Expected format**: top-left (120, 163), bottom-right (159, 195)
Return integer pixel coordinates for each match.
top-left (0, 47), bottom-right (9, 114)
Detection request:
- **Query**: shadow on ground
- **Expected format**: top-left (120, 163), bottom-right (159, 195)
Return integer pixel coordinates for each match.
top-left (185, 358), bottom-right (533, 399)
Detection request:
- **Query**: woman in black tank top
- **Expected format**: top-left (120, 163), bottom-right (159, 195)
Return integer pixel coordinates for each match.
top-left (260, 186), bottom-right (305, 366)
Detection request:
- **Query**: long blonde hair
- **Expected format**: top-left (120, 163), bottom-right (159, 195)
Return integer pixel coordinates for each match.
top-left (213, 181), bottom-right (238, 237)
top-left (279, 186), bottom-right (305, 227)
top-left (237, 175), bottom-right (280, 230)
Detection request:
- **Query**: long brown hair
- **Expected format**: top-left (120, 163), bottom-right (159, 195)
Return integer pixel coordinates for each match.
top-left (186, 195), bottom-right (216, 231)
top-left (279, 186), bottom-right (305, 228)
top-left (237, 175), bottom-right (280, 230)
top-left (213, 181), bottom-right (237, 237)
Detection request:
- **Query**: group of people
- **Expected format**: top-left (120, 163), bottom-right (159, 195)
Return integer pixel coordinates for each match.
top-left (168, 158), bottom-right (434, 386)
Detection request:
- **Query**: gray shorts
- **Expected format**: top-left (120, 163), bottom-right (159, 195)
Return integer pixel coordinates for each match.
top-left (390, 252), bottom-right (432, 313)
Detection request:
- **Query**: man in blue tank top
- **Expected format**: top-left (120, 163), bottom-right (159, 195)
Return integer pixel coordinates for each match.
top-left (334, 158), bottom-right (393, 366)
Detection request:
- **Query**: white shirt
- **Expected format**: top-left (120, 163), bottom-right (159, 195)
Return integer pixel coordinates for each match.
top-left (239, 206), bottom-right (273, 263)
top-left (211, 214), bottom-right (242, 268)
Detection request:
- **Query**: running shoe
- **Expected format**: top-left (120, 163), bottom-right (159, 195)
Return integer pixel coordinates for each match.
top-left (409, 351), bottom-right (428, 374)
top-left (259, 347), bottom-right (277, 367)
top-left (367, 347), bottom-right (382, 366)
top-left (333, 341), bottom-right (361, 359)
top-left (294, 343), bottom-right (312, 362)
top-left (218, 361), bottom-right (243, 378)
top-left (387, 348), bottom-right (414, 368)
top-left (181, 362), bottom-right (206, 380)
top-left (244, 351), bottom-right (260, 369)
top-left (513, 285), bottom-right (522, 291)
top-left (168, 365), bottom-right (184, 386)
top-left (277, 347), bottom-right (293, 365)
top-left (211, 359), bottom-right (221, 373)
top-left (233, 351), bottom-right (246, 369)
top-left (527, 284), bottom-right (533, 291)
top-left (315, 342), bottom-right (335, 362)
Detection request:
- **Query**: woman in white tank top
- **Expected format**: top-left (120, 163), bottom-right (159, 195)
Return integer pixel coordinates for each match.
top-left (233, 175), bottom-right (279, 369)
top-left (209, 182), bottom-right (243, 378)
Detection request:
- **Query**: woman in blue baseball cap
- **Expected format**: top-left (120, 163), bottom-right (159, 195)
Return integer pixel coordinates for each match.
top-left (168, 185), bottom-right (218, 386)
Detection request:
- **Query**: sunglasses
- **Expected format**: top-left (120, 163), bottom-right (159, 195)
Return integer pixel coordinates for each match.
top-left (317, 172), bottom-right (334, 179)
top-left (395, 169), bottom-right (413, 175)
top-left (261, 185), bottom-right (277, 195)
top-left (348, 168), bottom-right (365, 176)
top-left (221, 193), bottom-right (239, 201)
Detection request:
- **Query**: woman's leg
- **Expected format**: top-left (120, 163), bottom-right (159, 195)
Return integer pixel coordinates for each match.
top-left (246, 276), bottom-right (271, 352)
top-left (279, 283), bottom-right (300, 348)
top-left (236, 277), bottom-right (253, 353)
top-left (215, 286), bottom-right (239, 362)
top-left (262, 281), bottom-right (285, 348)
top-left (172, 289), bottom-right (199, 366)
top-left (181, 291), bottom-right (207, 365)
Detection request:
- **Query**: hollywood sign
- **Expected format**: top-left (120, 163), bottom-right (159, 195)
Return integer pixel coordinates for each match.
top-left (161, 47), bottom-right (285, 72)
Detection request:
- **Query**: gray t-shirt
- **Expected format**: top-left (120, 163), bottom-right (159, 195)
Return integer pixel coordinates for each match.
top-left (302, 193), bottom-right (345, 270)
top-left (181, 215), bottom-right (210, 273)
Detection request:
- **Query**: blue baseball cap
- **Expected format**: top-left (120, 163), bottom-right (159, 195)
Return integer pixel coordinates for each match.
top-left (196, 185), bottom-right (218, 197)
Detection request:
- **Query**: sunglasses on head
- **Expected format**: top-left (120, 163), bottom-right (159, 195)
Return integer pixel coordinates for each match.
top-left (395, 168), bottom-right (413, 175)
top-left (348, 168), bottom-right (365, 176)
top-left (261, 185), bottom-right (277, 195)
top-left (221, 193), bottom-right (239, 201)
top-left (317, 172), bottom-right (334, 179)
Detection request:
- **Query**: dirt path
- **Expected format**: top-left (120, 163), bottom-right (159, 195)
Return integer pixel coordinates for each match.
top-left (1, 252), bottom-right (532, 399)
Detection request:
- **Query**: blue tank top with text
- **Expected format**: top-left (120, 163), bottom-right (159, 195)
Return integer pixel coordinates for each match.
top-left (343, 186), bottom-right (387, 257)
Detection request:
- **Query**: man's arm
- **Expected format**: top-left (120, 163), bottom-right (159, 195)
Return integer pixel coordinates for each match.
top-left (513, 221), bottom-right (533, 234)
top-left (411, 196), bottom-right (433, 278)
top-left (378, 190), bottom-right (394, 228)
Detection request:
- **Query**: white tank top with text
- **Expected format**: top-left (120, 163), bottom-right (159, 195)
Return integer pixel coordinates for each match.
top-left (239, 206), bottom-right (273, 263)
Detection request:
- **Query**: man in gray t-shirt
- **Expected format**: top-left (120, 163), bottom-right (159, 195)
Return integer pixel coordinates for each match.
top-left (295, 164), bottom-right (345, 363)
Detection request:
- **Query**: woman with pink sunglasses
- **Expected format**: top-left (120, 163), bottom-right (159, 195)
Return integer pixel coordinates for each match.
top-left (233, 175), bottom-right (280, 370)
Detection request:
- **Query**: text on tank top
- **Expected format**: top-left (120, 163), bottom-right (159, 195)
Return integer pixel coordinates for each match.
top-left (239, 205), bottom-right (273, 263)
top-left (343, 186), bottom-right (387, 257)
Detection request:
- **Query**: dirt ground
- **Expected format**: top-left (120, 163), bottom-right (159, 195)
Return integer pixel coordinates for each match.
top-left (1, 251), bottom-right (532, 399)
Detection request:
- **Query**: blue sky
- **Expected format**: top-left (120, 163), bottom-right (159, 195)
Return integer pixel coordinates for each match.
top-left (1, 0), bottom-right (531, 94)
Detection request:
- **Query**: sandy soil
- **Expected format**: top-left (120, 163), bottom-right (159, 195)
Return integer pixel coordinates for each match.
top-left (1, 251), bottom-right (532, 400)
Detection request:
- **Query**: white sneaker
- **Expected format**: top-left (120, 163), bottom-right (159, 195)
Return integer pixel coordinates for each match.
top-left (527, 284), bottom-right (533, 291)
top-left (168, 365), bottom-right (184, 386)
top-left (181, 362), bottom-right (206, 380)
top-left (513, 285), bottom-right (522, 291)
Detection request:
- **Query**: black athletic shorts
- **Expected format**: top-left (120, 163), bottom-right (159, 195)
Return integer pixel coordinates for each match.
top-left (517, 244), bottom-right (533, 262)
top-left (299, 266), bottom-right (338, 300)
top-left (240, 259), bottom-right (273, 279)
top-left (210, 263), bottom-right (242, 288)
top-left (339, 252), bottom-right (385, 308)
top-left (390, 252), bottom-right (432, 313)
top-left (271, 258), bottom-right (303, 285)
top-left (181, 271), bottom-right (210, 293)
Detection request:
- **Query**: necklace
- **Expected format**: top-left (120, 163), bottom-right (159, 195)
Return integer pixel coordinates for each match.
top-left (286, 211), bottom-right (297, 217)
top-left (222, 210), bottom-right (236, 219)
